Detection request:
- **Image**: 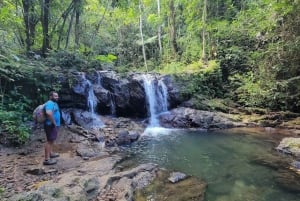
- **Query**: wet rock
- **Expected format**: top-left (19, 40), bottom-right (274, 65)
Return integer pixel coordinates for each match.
top-left (115, 130), bottom-right (130, 144)
top-left (72, 109), bottom-right (104, 129)
top-left (275, 170), bottom-right (300, 192)
top-left (129, 132), bottom-right (139, 142)
top-left (168, 172), bottom-right (187, 183)
top-left (105, 139), bottom-right (116, 147)
top-left (160, 107), bottom-right (245, 129)
top-left (135, 169), bottom-right (206, 201)
top-left (76, 142), bottom-right (108, 159)
top-left (276, 137), bottom-right (300, 157)
top-left (291, 161), bottom-right (300, 170)
top-left (115, 130), bottom-right (133, 145)
top-left (250, 154), bottom-right (291, 170)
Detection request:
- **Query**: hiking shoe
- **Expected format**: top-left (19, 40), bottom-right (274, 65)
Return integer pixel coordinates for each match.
top-left (50, 152), bottom-right (60, 158)
top-left (43, 159), bottom-right (57, 165)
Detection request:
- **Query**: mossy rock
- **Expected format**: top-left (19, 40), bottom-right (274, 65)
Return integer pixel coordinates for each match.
top-left (134, 170), bottom-right (206, 201)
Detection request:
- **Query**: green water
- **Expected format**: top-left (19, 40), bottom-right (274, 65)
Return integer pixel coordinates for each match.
top-left (126, 128), bottom-right (300, 201)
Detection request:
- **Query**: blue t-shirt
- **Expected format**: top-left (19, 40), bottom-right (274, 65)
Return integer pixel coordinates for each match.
top-left (44, 100), bottom-right (60, 126)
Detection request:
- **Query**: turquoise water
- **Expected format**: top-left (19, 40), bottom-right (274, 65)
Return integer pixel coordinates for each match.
top-left (126, 128), bottom-right (300, 201)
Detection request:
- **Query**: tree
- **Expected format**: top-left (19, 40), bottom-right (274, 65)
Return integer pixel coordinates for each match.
top-left (157, 0), bottom-right (162, 57)
top-left (139, 0), bottom-right (148, 71)
top-left (22, 0), bottom-right (39, 52)
top-left (201, 0), bottom-right (207, 61)
top-left (41, 0), bottom-right (50, 55)
top-left (168, 0), bottom-right (178, 57)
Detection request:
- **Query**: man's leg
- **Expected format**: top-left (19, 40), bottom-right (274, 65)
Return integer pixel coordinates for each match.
top-left (44, 140), bottom-right (54, 160)
top-left (44, 125), bottom-right (57, 165)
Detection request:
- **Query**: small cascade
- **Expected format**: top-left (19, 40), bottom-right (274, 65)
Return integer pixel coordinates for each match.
top-left (74, 72), bottom-right (104, 128)
top-left (110, 92), bottom-right (116, 116)
top-left (142, 74), bottom-right (169, 127)
top-left (96, 71), bottom-right (102, 85)
top-left (86, 79), bottom-right (98, 113)
top-left (158, 79), bottom-right (169, 113)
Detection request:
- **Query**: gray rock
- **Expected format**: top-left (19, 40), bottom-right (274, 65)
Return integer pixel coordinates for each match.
top-left (160, 107), bottom-right (244, 129)
top-left (291, 161), bottom-right (300, 170)
top-left (276, 137), bottom-right (300, 157)
top-left (168, 172), bottom-right (187, 183)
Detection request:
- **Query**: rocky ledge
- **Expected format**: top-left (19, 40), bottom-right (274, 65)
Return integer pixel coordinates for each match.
top-left (159, 107), bottom-right (245, 129)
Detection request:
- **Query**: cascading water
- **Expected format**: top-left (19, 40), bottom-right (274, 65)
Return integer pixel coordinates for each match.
top-left (86, 79), bottom-right (98, 113)
top-left (74, 73), bottom-right (104, 128)
top-left (110, 92), bottom-right (116, 116)
top-left (142, 74), bottom-right (169, 127)
top-left (158, 79), bottom-right (169, 113)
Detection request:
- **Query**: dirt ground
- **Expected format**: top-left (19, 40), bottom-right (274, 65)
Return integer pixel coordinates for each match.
top-left (0, 126), bottom-right (88, 199)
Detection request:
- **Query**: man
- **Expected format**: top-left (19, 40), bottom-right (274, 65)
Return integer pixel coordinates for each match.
top-left (43, 91), bottom-right (61, 165)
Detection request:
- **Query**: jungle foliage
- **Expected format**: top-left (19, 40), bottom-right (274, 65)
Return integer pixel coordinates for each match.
top-left (0, 0), bottom-right (299, 144)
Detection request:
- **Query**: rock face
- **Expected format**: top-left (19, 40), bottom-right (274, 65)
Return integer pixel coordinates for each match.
top-left (58, 71), bottom-right (182, 118)
top-left (159, 107), bottom-right (245, 129)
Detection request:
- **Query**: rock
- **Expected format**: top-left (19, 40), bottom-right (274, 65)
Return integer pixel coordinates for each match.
top-left (129, 132), bottom-right (140, 142)
top-left (250, 154), bottom-right (291, 170)
top-left (115, 130), bottom-right (130, 145)
top-left (275, 169), bottom-right (300, 192)
top-left (276, 137), bottom-right (300, 157)
top-left (25, 168), bottom-right (45, 175)
top-left (160, 107), bottom-right (244, 129)
top-left (84, 177), bottom-right (100, 200)
top-left (291, 161), bottom-right (300, 170)
top-left (135, 169), bottom-right (206, 201)
top-left (168, 172), bottom-right (187, 183)
top-left (99, 163), bottom-right (158, 201)
top-left (59, 71), bottom-right (182, 118)
top-left (72, 109), bottom-right (104, 129)
top-left (76, 142), bottom-right (109, 159)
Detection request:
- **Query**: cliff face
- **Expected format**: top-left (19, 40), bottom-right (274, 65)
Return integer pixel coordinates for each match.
top-left (58, 71), bottom-right (183, 118)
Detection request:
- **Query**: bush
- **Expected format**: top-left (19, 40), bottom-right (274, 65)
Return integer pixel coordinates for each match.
top-left (174, 63), bottom-right (224, 100)
top-left (0, 110), bottom-right (30, 145)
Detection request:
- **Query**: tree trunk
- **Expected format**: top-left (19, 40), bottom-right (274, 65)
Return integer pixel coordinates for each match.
top-left (169, 0), bottom-right (178, 57)
top-left (139, 0), bottom-right (148, 71)
top-left (57, 1), bottom-right (74, 49)
top-left (202, 0), bottom-right (207, 61)
top-left (65, 8), bottom-right (75, 49)
top-left (21, 0), bottom-right (39, 52)
top-left (91, 0), bottom-right (110, 49)
top-left (74, 0), bottom-right (81, 49)
top-left (157, 0), bottom-right (162, 57)
top-left (41, 0), bottom-right (50, 56)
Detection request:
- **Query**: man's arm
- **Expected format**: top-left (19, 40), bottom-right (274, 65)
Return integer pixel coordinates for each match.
top-left (46, 109), bottom-right (56, 127)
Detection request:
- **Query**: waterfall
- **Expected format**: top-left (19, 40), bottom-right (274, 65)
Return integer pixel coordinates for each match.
top-left (86, 79), bottom-right (97, 113)
top-left (96, 71), bottom-right (102, 85)
top-left (110, 93), bottom-right (116, 116)
top-left (74, 72), bottom-right (104, 128)
top-left (142, 74), bottom-right (169, 127)
top-left (158, 79), bottom-right (169, 113)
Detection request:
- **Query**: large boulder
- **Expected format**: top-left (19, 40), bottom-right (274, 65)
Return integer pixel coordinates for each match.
top-left (159, 107), bottom-right (245, 129)
top-left (276, 137), bottom-right (300, 158)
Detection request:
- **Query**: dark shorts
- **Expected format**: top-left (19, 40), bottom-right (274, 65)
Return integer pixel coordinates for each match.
top-left (44, 124), bottom-right (59, 142)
